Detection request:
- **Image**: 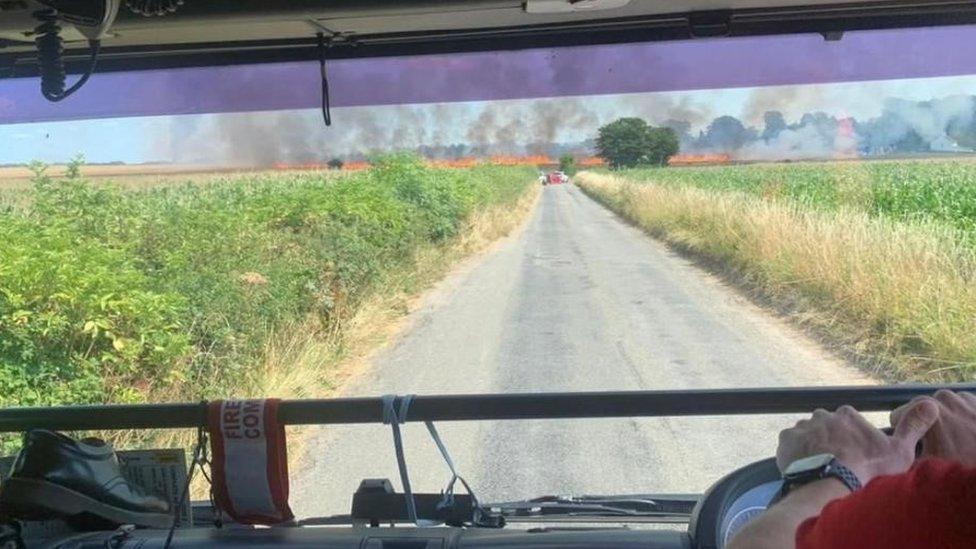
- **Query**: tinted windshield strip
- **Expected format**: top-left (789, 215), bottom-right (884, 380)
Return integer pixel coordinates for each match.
top-left (5, 24), bottom-right (976, 125)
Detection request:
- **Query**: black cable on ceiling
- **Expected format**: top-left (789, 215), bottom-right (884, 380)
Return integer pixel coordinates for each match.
top-left (33, 9), bottom-right (101, 102)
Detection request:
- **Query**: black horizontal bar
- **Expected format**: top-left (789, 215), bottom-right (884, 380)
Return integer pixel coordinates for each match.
top-left (0, 385), bottom-right (973, 433)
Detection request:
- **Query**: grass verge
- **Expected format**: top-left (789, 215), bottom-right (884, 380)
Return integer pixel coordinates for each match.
top-left (259, 179), bottom-right (542, 404)
top-left (576, 171), bottom-right (976, 382)
top-left (0, 155), bottom-right (537, 458)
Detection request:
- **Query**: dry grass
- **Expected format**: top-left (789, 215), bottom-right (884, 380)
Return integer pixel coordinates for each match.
top-left (0, 165), bottom-right (344, 193)
top-left (576, 171), bottom-right (976, 382)
top-left (0, 167), bottom-right (346, 211)
top-left (0, 164), bottom-right (262, 187)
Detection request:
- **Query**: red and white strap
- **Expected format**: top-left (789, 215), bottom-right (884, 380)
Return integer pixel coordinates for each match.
top-left (207, 399), bottom-right (294, 525)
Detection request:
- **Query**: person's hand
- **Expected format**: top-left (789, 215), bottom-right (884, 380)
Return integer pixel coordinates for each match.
top-left (891, 390), bottom-right (976, 466)
top-left (777, 402), bottom-right (939, 485)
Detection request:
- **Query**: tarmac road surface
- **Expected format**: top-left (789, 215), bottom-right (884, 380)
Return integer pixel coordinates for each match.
top-left (292, 183), bottom-right (874, 518)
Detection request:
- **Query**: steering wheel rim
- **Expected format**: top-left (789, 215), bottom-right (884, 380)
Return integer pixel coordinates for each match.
top-left (689, 457), bottom-right (781, 549)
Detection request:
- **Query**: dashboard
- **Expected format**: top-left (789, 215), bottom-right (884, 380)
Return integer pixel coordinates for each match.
top-left (41, 459), bottom-right (782, 549)
top-left (690, 458), bottom-right (783, 549)
top-left (718, 481), bottom-right (782, 547)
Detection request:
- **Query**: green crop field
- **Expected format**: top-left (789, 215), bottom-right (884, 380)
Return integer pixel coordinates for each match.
top-left (623, 159), bottom-right (976, 236)
top-left (0, 155), bottom-right (533, 415)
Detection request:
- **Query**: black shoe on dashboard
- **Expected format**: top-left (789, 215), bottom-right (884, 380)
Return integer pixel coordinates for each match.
top-left (0, 430), bottom-right (171, 529)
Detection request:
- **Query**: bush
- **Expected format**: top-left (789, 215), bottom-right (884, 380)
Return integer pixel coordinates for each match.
top-left (559, 155), bottom-right (577, 176)
top-left (646, 127), bottom-right (680, 166)
top-left (0, 155), bottom-right (533, 409)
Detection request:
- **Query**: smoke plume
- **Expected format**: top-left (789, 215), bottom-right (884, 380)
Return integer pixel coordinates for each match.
top-left (687, 93), bottom-right (976, 160)
top-left (159, 87), bottom-right (976, 166)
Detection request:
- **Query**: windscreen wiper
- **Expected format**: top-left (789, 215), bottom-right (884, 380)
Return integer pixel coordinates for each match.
top-left (484, 494), bottom-right (700, 523)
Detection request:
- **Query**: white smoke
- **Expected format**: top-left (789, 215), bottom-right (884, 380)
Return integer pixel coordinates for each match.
top-left (727, 92), bottom-right (975, 160)
top-left (868, 95), bottom-right (973, 152)
top-left (737, 124), bottom-right (857, 161)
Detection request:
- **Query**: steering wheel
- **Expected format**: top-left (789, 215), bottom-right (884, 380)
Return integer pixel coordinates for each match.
top-left (686, 419), bottom-right (931, 549)
top-left (688, 458), bottom-right (783, 549)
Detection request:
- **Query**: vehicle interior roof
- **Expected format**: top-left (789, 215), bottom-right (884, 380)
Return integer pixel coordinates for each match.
top-left (2, 1), bottom-right (976, 75)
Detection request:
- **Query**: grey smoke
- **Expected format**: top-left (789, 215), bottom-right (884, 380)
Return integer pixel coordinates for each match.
top-left (858, 95), bottom-right (975, 154)
top-left (738, 123), bottom-right (858, 161)
top-left (616, 94), bottom-right (713, 129)
top-left (163, 93), bottom-right (697, 164)
top-left (741, 86), bottom-right (826, 127)
top-left (165, 105), bottom-right (451, 166)
top-left (160, 89), bottom-right (976, 166)
top-left (689, 93), bottom-right (976, 160)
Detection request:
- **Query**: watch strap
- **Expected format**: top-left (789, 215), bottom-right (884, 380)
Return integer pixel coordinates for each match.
top-left (828, 460), bottom-right (862, 493)
top-left (772, 457), bottom-right (862, 505)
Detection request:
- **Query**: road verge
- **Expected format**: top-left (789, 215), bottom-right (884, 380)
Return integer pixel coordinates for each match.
top-left (1, 156), bottom-right (538, 478)
top-left (576, 171), bottom-right (976, 382)
top-left (157, 171), bottom-right (539, 494)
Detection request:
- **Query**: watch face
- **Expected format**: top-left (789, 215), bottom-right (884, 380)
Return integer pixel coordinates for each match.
top-left (784, 453), bottom-right (835, 476)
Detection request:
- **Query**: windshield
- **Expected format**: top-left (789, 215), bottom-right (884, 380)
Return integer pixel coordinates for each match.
top-left (1, 23), bottom-right (974, 520)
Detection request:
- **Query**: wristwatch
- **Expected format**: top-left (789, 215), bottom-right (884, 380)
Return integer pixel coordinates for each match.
top-left (772, 453), bottom-right (862, 504)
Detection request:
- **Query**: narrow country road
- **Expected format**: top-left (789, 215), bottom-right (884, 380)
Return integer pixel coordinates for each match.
top-left (292, 183), bottom-right (873, 518)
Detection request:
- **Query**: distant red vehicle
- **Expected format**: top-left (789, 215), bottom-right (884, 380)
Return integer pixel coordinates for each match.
top-left (546, 171), bottom-right (570, 185)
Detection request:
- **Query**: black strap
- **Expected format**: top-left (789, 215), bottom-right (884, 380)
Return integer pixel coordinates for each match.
top-left (382, 394), bottom-right (419, 524)
top-left (827, 460), bottom-right (862, 492)
top-left (316, 32), bottom-right (332, 127)
top-left (772, 457), bottom-right (861, 506)
top-left (162, 403), bottom-right (210, 549)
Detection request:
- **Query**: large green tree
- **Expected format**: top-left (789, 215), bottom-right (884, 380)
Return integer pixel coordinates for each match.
top-left (596, 118), bottom-right (650, 169)
top-left (596, 118), bottom-right (680, 169)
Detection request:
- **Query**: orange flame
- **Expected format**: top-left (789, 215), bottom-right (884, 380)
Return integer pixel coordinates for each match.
top-left (577, 157), bottom-right (606, 167)
top-left (667, 154), bottom-right (732, 166)
top-left (483, 155), bottom-right (548, 165)
top-left (272, 162), bottom-right (330, 170)
top-left (342, 161), bottom-right (371, 171)
top-left (270, 155), bottom-right (607, 171)
top-left (426, 158), bottom-right (480, 168)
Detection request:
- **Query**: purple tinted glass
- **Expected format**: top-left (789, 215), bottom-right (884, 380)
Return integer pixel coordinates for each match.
top-left (2, 24), bottom-right (976, 124)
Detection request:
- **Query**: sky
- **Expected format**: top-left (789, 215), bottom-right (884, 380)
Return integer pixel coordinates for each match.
top-left (4, 24), bottom-right (976, 164)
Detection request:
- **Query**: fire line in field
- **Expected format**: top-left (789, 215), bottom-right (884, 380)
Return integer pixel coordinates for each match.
top-left (271, 156), bottom-right (607, 171)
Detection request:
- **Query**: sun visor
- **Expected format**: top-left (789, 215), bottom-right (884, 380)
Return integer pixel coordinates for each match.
top-left (3, 25), bottom-right (976, 125)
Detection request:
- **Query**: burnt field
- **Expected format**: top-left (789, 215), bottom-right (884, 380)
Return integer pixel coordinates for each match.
top-left (0, 164), bottom-right (271, 189)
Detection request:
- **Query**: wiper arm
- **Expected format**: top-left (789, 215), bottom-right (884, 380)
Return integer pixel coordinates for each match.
top-left (300, 495), bottom-right (700, 527)
top-left (484, 494), bottom-right (699, 521)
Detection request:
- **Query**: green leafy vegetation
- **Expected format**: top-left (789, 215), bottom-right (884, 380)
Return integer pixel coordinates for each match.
top-left (558, 154), bottom-right (577, 176)
top-left (0, 154), bottom-right (532, 411)
top-left (621, 160), bottom-right (976, 235)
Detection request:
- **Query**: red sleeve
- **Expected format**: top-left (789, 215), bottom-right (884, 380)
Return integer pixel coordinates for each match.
top-left (796, 459), bottom-right (976, 549)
